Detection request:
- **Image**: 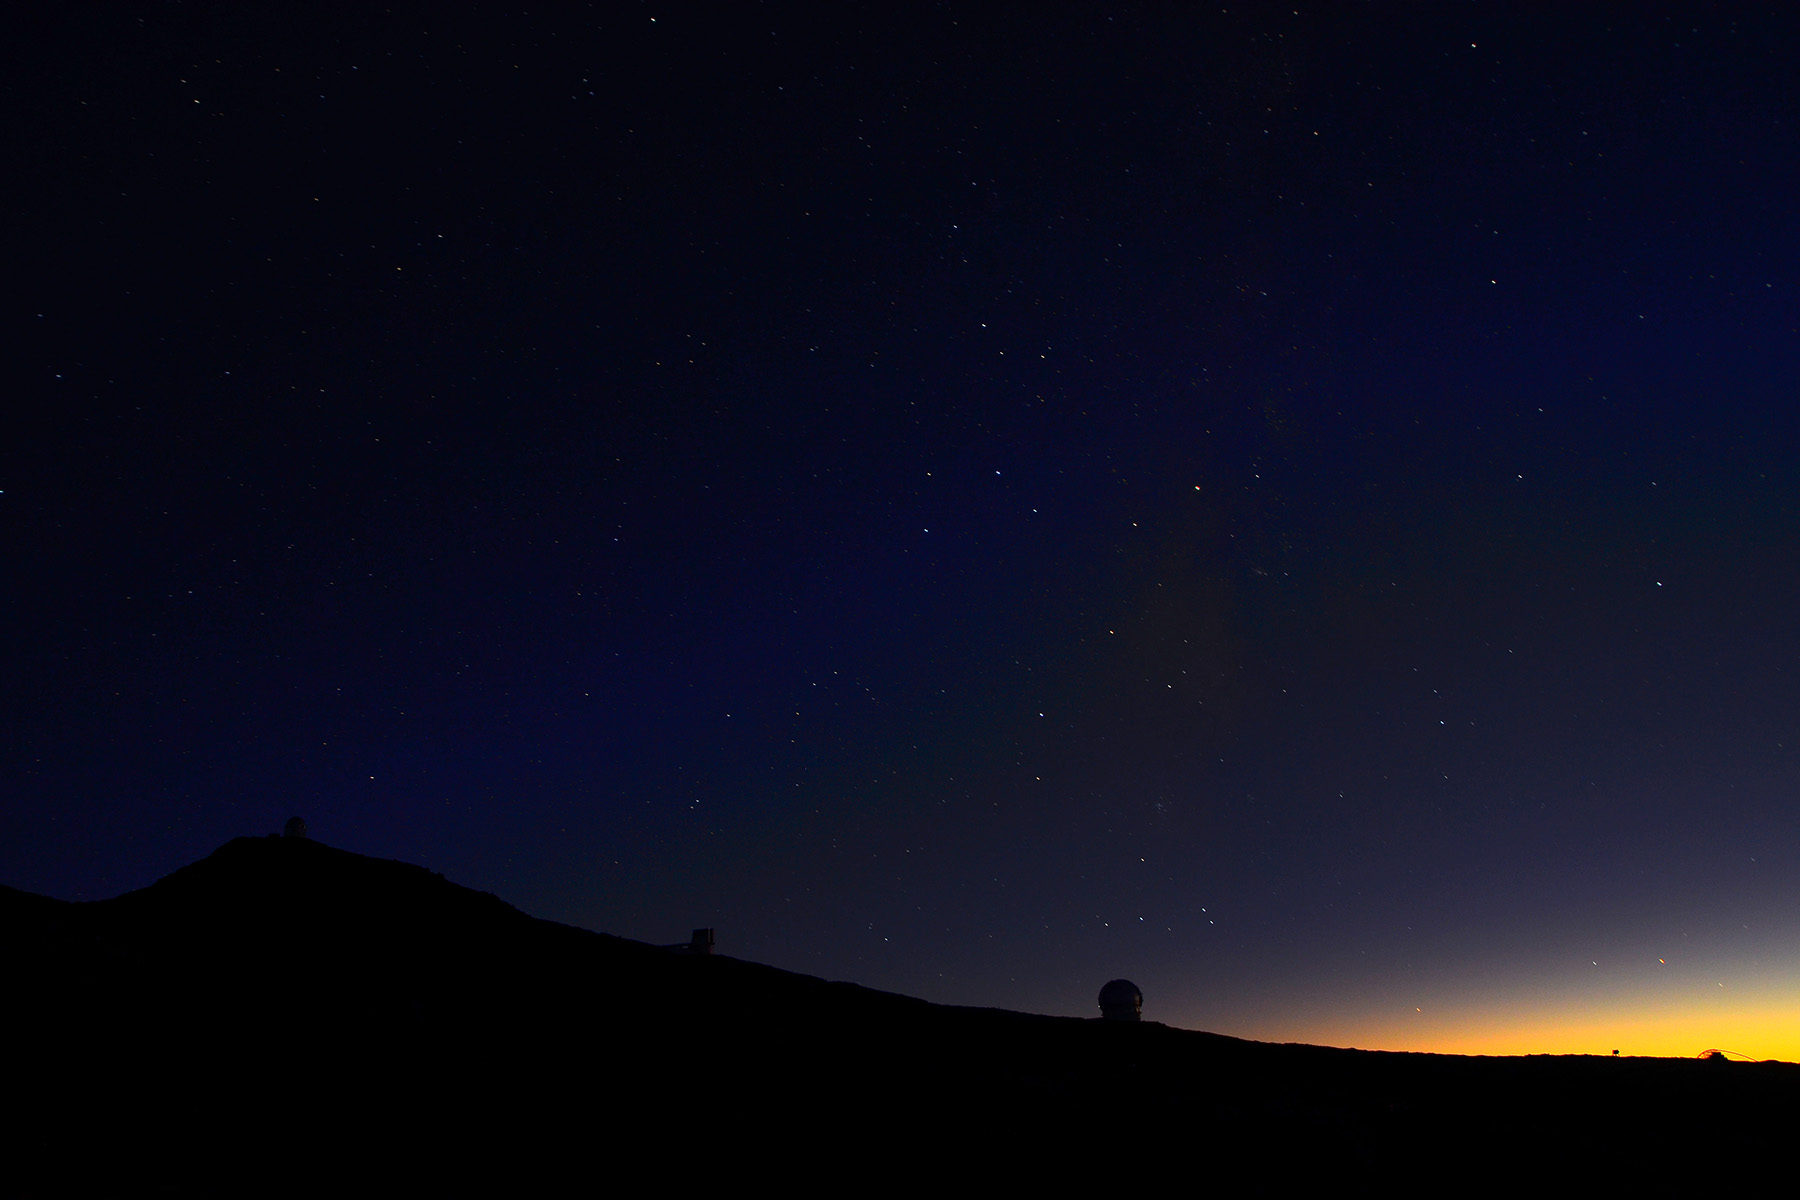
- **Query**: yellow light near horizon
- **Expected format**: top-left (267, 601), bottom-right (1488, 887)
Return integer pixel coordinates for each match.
top-left (1250, 999), bottom-right (1800, 1063)
top-left (1205, 975), bottom-right (1800, 1063)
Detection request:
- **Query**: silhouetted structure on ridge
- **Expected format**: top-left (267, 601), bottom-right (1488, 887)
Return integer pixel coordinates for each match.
top-left (6, 834), bottom-right (1799, 1195)
top-left (283, 816), bottom-right (308, 839)
top-left (1098, 979), bottom-right (1142, 1022)
top-left (664, 927), bottom-right (715, 955)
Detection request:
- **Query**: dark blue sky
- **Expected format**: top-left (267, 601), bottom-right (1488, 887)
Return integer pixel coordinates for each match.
top-left (5, 3), bottom-right (1798, 1052)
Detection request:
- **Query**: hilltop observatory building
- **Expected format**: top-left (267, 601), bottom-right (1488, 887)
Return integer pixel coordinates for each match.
top-left (1098, 979), bottom-right (1142, 1022)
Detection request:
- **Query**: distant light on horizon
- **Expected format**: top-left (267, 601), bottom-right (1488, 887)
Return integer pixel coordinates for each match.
top-left (1167, 963), bottom-right (1800, 1062)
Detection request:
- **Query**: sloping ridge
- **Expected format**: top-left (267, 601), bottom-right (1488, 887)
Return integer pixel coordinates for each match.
top-left (5, 838), bottom-right (1793, 1191)
top-left (73, 835), bottom-right (970, 1035)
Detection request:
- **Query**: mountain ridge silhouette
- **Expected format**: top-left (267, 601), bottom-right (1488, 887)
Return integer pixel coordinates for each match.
top-left (5, 837), bottom-right (1789, 1192)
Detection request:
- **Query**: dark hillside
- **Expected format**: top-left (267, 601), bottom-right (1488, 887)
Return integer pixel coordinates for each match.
top-left (5, 838), bottom-right (1791, 1193)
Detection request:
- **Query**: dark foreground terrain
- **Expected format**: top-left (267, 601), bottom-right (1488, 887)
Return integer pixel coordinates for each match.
top-left (5, 837), bottom-right (1792, 1193)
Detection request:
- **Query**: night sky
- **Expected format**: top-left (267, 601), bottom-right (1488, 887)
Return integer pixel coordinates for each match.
top-left (7, 3), bottom-right (1799, 1058)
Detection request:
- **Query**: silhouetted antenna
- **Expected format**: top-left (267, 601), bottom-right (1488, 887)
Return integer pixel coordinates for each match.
top-left (1098, 979), bottom-right (1142, 1021)
top-left (283, 816), bottom-right (308, 839)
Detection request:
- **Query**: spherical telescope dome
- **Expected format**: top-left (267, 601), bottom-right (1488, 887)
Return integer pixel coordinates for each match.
top-left (1098, 978), bottom-right (1143, 1022)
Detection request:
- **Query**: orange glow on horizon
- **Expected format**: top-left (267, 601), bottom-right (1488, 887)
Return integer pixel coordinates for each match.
top-left (1186, 969), bottom-right (1800, 1063)
top-left (1276, 1007), bottom-right (1799, 1062)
